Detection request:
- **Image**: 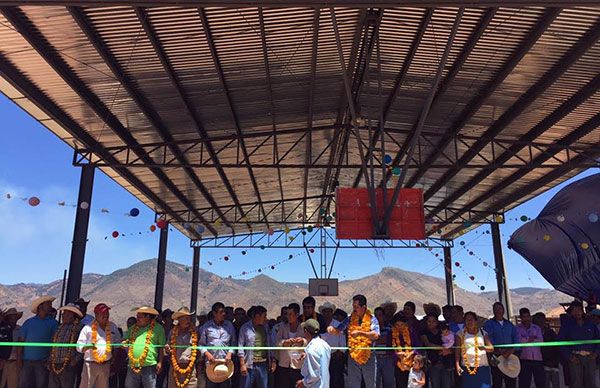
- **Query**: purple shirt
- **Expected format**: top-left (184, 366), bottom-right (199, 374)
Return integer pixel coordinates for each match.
top-left (516, 323), bottom-right (543, 361)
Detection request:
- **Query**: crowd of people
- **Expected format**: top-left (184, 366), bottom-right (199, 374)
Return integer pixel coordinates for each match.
top-left (1, 293), bottom-right (600, 388)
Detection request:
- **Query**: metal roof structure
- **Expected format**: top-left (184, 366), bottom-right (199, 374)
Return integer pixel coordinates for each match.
top-left (2, 2), bottom-right (600, 241)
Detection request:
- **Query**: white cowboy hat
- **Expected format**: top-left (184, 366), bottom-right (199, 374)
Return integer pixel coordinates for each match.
top-left (318, 301), bottom-right (337, 314)
top-left (31, 295), bottom-right (55, 314)
top-left (380, 301), bottom-right (398, 313)
top-left (498, 354), bottom-right (521, 379)
top-left (172, 306), bottom-right (194, 321)
top-left (206, 359), bottom-right (234, 383)
top-left (58, 303), bottom-right (83, 318)
top-left (132, 306), bottom-right (160, 316)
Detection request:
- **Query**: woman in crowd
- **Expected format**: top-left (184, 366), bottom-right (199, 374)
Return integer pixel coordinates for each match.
top-left (454, 312), bottom-right (494, 388)
top-left (420, 314), bottom-right (454, 388)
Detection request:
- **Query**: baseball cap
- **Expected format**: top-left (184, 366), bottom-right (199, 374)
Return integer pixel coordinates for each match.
top-left (301, 318), bottom-right (320, 335)
top-left (94, 303), bottom-right (111, 315)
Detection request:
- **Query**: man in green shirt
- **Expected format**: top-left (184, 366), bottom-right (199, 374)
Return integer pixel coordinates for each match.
top-left (124, 306), bottom-right (166, 388)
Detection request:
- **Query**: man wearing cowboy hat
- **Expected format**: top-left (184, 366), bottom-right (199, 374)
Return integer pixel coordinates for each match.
top-left (318, 302), bottom-right (345, 388)
top-left (124, 306), bottom-right (166, 388)
top-left (198, 302), bottom-right (236, 388)
top-left (74, 298), bottom-right (94, 326)
top-left (48, 303), bottom-right (84, 388)
top-left (165, 307), bottom-right (199, 388)
top-left (0, 308), bottom-right (23, 388)
top-left (16, 295), bottom-right (59, 388)
top-left (77, 303), bottom-right (122, 388)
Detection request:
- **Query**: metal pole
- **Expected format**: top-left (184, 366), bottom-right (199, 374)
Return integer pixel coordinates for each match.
top-left (443, 246), bottom-right (455, 305)
top-left (491, 222), bottom-right (513, 319)
top-left (65, 164), bottom-right (95, 304)
top-left (59, 269), bottom-right (67, 307)
top-left (154, 223), bottom-right (169, 311)
top-left (190, 246), bottom-right (200, 314)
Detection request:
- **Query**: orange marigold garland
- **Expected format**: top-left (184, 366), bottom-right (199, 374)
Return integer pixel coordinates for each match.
top-left (128, 320), bottom-right (156, 373)
top-left (50, 324), bottom-right (78, 375)
top-left (392, 323), bottom-right (413, 371)
top-left (348, 309), bottom-right (373, 365)
top-left (92, 320), bottom-right (112, 363)
top-left (462, 331), bottom-right (480, 375)
top-left (170, 325), bottom-right (198, 388)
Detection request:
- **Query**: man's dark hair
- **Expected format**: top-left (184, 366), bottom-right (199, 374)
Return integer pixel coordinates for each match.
top-left (404, 301), bottom-right (416, 312)
top-left (374, 307), bottom-right (384, 315)
top-left (333, 309), bottom-right (348, 321)
top-left (247, 306), bottom-right (256, 318)
top-left (519, 308), bottom-right (531, 316)
top-left (453, 305), bottom-right (464, 313)
top-left (288, 303), bottom-right (300, 315)
top-left (442, 304), bottom-right (452, 311)
top-left (302, 296), bottom-right (316, 307)
top-left (252, 305), bottom-right (267, 318)
top-left (440, 322), bottom-right (450, 332)
top-left (280, 306), bottom-right (289, 315)
top-left (212, 302), bottom-right (225, 312)
top-left (234, 307), bottom-right (246, 315)
top-left (493, 302), bottom-right (505, 310)
top-left (391, 312), bottom-right (407, 325)
top-left (352, 294), bottom-right (367, 307)
top-left (464, 311), bottom-right (478, 321)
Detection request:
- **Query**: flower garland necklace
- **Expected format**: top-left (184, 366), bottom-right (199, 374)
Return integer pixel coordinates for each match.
top-left (49, 323), bottom-right (78, 375)
top-left (392, 323), bottom-right (413, 371)
top-left (128, 320), bottom-right (156, 374)
top-left (92, 320), bottom-right (112, 363)
top-left (170, 325), bottom-right (198, 388)
top-left (462, 330), bottom-right (480, 375)
top-left (348, 309), bottom-right (372, 365)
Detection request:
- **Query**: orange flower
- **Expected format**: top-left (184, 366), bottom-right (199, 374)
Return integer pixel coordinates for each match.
top-left (92, 320), bottom-right (112, 363)
top-left (348, 310), bottom-right (372, 365)
top-left (128, 320), bottom-right (156, 373)
top-left (170, 325), bottom-right (198, 388)
top-left (50, 324), bottom-right (78, 375)
top-left (462, 331), bottom-right (480, 375)
top-left (392, 323), bottom-right (413, 371)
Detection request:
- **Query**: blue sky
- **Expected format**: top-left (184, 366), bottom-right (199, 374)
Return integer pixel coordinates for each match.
top-left (0, 93), bottom-right (593, 293)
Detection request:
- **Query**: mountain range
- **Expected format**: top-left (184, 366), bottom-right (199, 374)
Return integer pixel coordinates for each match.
top-left (0, 259), bottom-right (571, 326)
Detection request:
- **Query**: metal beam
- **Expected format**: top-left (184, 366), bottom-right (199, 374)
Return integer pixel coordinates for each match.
top-left (425, 15), bottom-right (600, 212)
top-left (198, 8), bottom-right (269, 228)
top-left (0, 7), bottom-right (216, 236)
top-left (406, 8), bottom-right (560, 191)
top-left (190, 246), bottom-right (200, 314)
top-left (491, 222), bottom-right (512, 319)
top-left (0, 1), bottom-right (594, 7)
top-left (0, 39), bottom-right (208, 238)
top-left (65, 165), bottom-right (94, 304)
top-left (154, 223), bottom-right (169, 311)
top-left (381, 8), bottom-right (463, 236)
top-left (443, 246), bottom-right (455, 306)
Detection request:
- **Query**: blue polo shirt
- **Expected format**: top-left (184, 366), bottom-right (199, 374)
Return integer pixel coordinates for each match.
top-left (483, 318), bottom-right (519, 351)
top-left (20, 315), bottom-right (58, 361)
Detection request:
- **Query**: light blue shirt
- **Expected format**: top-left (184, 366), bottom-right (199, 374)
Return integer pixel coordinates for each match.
top-left (19, 315), bottom-right (58, 361)
top-left (302, 337), bottom-right (331, 388)
top-left (198, 319), bottom-right (237, 359)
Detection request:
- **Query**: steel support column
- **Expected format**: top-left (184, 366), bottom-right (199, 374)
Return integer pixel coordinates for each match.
top-left (443, 246), bottom-right (455, 306)
top-left (190, 246), bottom-right (200, 314)
top-left (154, 223), bottom-right (169, 311)
top-left (65, 164), bottom-right (95, 304)
top-left (491, 222), bottom-right (512, 319)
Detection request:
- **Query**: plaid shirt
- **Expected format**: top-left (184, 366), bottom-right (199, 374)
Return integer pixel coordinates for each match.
top-left (52, 323), bottom-right (82, 365)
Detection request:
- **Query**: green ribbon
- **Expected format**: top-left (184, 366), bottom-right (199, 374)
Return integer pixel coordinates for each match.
top-left (1, 339), bottom-right (599, 351)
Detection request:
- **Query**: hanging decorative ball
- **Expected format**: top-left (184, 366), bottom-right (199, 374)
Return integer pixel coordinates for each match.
top-left (224, 256), bottom-right (229, 261)
top-left (196, 225), bottom-right (205, 234)
top-left (288, 254), bottom-right (293, 259)
top-left (242, 271), bottom-right (247, 275)
top-left (435, 253), bottom-right (439, 257)
top-left (319, 208), bottom-right (326, 215)
top-left (581, 242), bottom-right (590, 250)
top-left (228, 275), bottom-right (232, 279)
top-left (5, 193), bottom-right (11, 199)
top-left (185, 267), bottom-right (190, 272)
top-left (271, 265), bottom-right (275, 270)
top-left (215, 219), bottom-right (222, 227)
top-left (129, 207), bottom-right (140, 217)
top-left (463, 221), bottom-right (472, 228)
top-left (383, 154), bottom-right (393, 164)
top-left (289, 236), bottom-right (295, 241)
top-left (557, 215), bottom-right (565, 223)
top-left (460, 241), bottom-right (465, 246)
top-left (392, 166), bottom-right (401, 176)
top-left (309, 248), bottom-right (315, 253)
top-left (80, 201), bottom-right (90, 210)
top-left (495, 215), bottom-right (504, 223)
top-left (268, 228), bottom-right (275, 236)
top-left (455, 262), bottom-right (460, 267)
top-left (543, 234), bottom-right (551, 241)
top-left (258, 269), bottom-right (262, 273)
top-left (242, 251), bottom-right (247, 255)
top-left (307, 226), bottom-right (314, 233)
top-left (469, 251), bottom-right (474, 256)
top-left (301, 231), bottom-right (307, 235)
top-left (28, 197), bottom-right (40, 207)
top-left (260, 245), bottom-right (265, 250)
top-left (183, 223), bottom-right (190, 230)
top-left (297, 213), bottom-right (304, 219)
top-left (150, 225), bottom-right (157, 232)
top-left (483, 261), bottom-right (488, 267)
top-left (520, 215), bottom-right (528, 222)
top-left (284, 226), bottom-right (291, 234)
top-left (469, 275), bottom-right (475, 281)
top-left (156, 219), bottom-right (167, 229)
top-left (589, 213), bottom-right (599, 223)
top-left (480, 286), bottom-right (486, 291)
top-left (112, 231), bottom-right (119, 238)
top-left (452, 274), bottom-right (457, 279)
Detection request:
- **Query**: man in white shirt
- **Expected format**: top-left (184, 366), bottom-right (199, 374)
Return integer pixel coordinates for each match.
top-left (76, 303), bottom-right (122, 388)
top-left (296, 319), bottom-right (330, 388)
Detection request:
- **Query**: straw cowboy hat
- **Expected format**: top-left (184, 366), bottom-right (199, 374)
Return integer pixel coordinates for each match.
top-left (3, 308), bottom-right (23, 319)
top-left (380, 301), bottom-right (398, 313)
top-left (206, 359), bottom-right (234, 383)
top-left (497, 354), bottom-right (521, 379)
top-left (172, 307), bottom-right (194, 321)
top-left (423, 303), bottom-right (442, 317)
top-left (132, 306), bottom-right (160, 316)
top-left (318, 302), bottom-right (337, 314)
top-left (30, 295), bottom-right (55, 314)
top-left (58, 303), bottom-right (83, 318)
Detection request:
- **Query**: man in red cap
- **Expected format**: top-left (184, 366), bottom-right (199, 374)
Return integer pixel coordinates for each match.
top-left (76, 303), bottom-right (122, 388)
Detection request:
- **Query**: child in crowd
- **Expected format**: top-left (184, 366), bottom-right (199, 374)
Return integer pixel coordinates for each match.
top-left (441, 322), bottom-right (455, 349)
top-left (408, 354), bottom-right (426, 388)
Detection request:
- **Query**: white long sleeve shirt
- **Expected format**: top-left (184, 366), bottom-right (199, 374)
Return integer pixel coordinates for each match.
top-left (301, 337), bottom-right (331, 388)
top-left (76, 321), bottom-right (121, 362)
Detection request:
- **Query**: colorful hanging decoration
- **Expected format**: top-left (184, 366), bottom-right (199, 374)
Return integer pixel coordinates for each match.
top-left (129, 208), bottom-right (140, 217)
top-left (150, 225), bottom-right (157, 232)
top-left (28, 197), bottom-right (40, 207)
top-left (112, 231), bottom-right (119, 238)
top-left (156, 219), bottom-right (167, 229)
top-left (383, 154), bottom-right (393, 164)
